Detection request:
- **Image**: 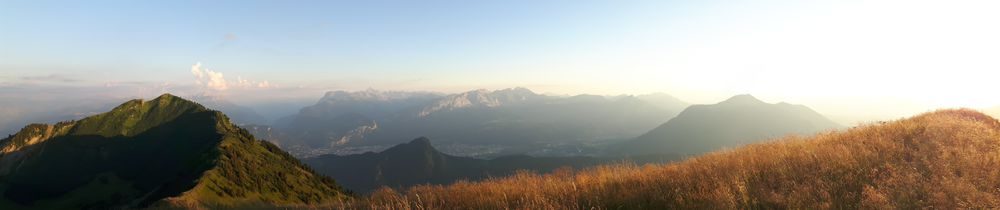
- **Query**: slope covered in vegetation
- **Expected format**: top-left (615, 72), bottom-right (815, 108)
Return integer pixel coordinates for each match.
top-left (346, 109), bottom-right (1000, 209)
top-left (0, 94), bottom-right (347, 209)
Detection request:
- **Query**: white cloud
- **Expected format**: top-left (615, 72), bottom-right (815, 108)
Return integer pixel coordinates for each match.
top-left (190, 62), bottom-right (275, 91)
top-left (190, 62), bottom-right (204, 81)
top-left (190, 62), bottom-right (228, 91)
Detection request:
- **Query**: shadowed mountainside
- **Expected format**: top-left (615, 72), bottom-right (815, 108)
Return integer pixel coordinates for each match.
top-left (614, 94), bottom-right (840, 155)
top-left (0, 94), bottom-right (347, 209)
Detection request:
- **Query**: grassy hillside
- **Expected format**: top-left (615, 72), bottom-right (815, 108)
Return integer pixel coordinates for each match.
top-left (0, 94), bottom-right (347, 209)
top-left (342, 109), bottom-right (1000, 209)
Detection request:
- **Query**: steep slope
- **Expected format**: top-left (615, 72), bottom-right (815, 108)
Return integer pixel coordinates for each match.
top-left (304, 137), bottom-right (678, 194)
top-left (616, 94), bottom-right (840, 155)
top-left (0, 94), bottom-right (346, 209)
top-left (354, 109), bottom-right (1000, 209)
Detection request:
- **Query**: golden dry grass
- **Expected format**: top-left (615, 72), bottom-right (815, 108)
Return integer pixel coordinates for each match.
top-left (331, 109), bottom-right (1000, 209)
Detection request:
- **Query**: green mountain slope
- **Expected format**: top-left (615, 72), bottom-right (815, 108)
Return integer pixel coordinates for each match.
top-left (0, 94), bottom-right (347, 209)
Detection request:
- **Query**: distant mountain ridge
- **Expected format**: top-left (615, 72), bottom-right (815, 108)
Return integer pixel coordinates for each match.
top-left (273, 87), bottom-right (688, 157)
top-left (0, 94), bottom-right (347, 209)
top-left (615, 94), bottom-right (840, 155)
top-left (418, 87), bottom-right (541, 117)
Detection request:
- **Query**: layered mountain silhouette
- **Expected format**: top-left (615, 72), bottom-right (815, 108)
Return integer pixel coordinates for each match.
top-left (0, 94), bottom-right (347, 209)
top-left (614, 94), bottom-right (840, 155)
top-left (304, 137), bottom-right (678, 193)
top-left (274, 88), bottom-right (687, 157)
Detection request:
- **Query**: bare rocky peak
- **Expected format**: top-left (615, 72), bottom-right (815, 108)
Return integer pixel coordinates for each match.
top-left (418, 87), bottom-right (540, 117)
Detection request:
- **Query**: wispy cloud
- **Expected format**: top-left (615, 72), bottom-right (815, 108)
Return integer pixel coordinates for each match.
top-left (20, 74), bottom-right (82, 83)
top-left (214, 33), bottom-right (239, 50)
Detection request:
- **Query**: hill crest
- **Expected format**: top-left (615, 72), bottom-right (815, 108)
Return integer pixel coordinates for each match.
top-left (0, 93), bottom-right (347, 209)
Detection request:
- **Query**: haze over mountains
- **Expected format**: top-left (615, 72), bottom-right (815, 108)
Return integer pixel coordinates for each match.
top-left (1, 87), bottom-right (844, 161)
top-left (268, 87), bottom-right (688, 157)
top-left (0, 90), bottom-right (856, 206)
top-left (294, 93), bottom-right (844, 193)
top-left (187, 94), bottom-right (270, 125)
top-left (2, 92), bottom-right (993, 209)
top-left (0, 94), bottom-right (346, 209)
top-left (0, 99), bottom-right (120, 137)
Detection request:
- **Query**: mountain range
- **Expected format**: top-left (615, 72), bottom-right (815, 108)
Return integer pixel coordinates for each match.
top-left (0, 94), bottom-right (347, 209)
top-left (614, 94), bottom-right (841, 155)
top-left (269, 87), bottom-right (688, 157)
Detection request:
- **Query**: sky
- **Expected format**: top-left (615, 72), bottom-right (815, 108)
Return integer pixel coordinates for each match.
top-left (2, 0), bottom-right (1000, 125)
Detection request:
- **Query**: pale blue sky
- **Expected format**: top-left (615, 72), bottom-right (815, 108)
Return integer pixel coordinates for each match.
top-left (1, 0), bottom-right (692, 86)
top-left (3, 0), bottom-right (1000, 123)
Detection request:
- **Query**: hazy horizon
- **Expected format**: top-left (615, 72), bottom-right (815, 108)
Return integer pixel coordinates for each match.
top-left (3, 0), bottom-right (1000, 127)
